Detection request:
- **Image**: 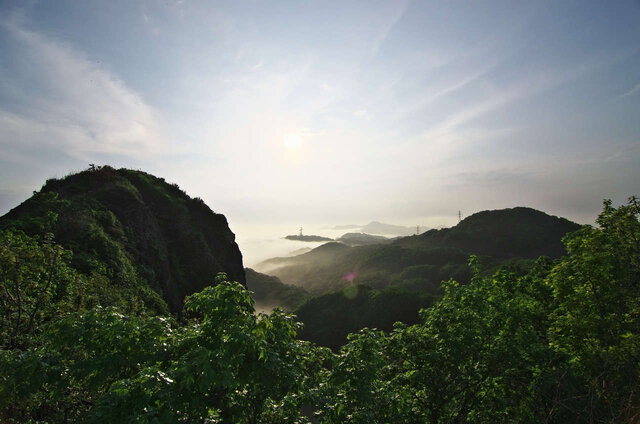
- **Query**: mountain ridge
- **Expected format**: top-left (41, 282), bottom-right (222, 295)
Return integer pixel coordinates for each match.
top-left (255, 206), bottom-right (581, 293)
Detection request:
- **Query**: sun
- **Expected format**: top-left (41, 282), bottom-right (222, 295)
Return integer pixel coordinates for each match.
top-left (283, 133), bottom-right (303, 150)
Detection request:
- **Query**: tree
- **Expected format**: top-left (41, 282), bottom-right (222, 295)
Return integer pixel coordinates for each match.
top-left (0, 274), bottom-right (326, 423)
top-left (0, 230), bottom-right (76, 349)
top-left (85, 275), bottom-right (326, 423)
top-left (547, 197), bottom-right (640, 422)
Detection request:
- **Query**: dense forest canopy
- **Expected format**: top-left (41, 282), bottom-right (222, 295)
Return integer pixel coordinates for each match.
top-left (1, 191), bottom-right (638, 422)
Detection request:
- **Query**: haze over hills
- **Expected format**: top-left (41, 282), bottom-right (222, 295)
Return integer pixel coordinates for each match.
top-left (360, 221), bottom-right (416, 235)
top-left (336, 232), bottom-right (391, 246)
top-left (245, 268), bottom-right (308, 313)
top-left (256, 207), bottom-right (581, 294)
top-left (285, 232), bottom-right (393, 246)
top-left (0, 166), bottom-right (581, 336)
top-left (250, 206), bottom-right (582, 347)
top-left (330, 221), bottom-right (416, 236)
top-left (285, 234), bottom-right (333, 242)
top-left (1, 166), bottom-right (637, 423)
top-left (0, 166), bottom-right (245, 313)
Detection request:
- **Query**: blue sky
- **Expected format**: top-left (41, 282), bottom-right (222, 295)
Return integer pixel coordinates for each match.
top-left (1, 0), bottom-right (639, 240)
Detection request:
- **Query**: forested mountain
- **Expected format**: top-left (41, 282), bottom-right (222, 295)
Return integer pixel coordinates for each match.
top-left (256, 207), bottom-right (580, 294)
top-left (252, 207), bottom-right (581, 348)
top-left (0, 166), bottom-right (245, 312)
top-left (395, 207), bottom-right (580, 258)
top-left (2, 197), bottom-right (638, 423)
top-left (336, 232), bottom-right (391, 246)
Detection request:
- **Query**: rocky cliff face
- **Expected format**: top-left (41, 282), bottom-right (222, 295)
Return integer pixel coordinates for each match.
top-left (0, 166), bottom-right (245, 313)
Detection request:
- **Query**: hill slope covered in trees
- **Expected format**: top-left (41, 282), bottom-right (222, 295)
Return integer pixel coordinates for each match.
top-left (256, 207), bottom-right (580, 294)
top-left (0, 166), bottom-right (245, 312)
top-left (1, 197), bottom-right (637, 423)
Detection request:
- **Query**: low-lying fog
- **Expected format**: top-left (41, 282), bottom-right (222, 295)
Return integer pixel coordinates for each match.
top-left (233, 218), bottom-right (456, 267)
top-left (234, 225), bottom-right (353, 267)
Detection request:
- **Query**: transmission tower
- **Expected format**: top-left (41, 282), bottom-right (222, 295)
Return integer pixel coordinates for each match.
top-left (458, 210), bottom-right (462, 223)
top-left (299, 227), bottom-right (303, 236)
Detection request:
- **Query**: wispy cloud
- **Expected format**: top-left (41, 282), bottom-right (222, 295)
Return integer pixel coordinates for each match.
top-left (415, 63), bottom-right (598, 156)
top-left (387, 62), bottom-right (496, 125)
top-left (618, 82), bottom-right (640, 98)
top-left (0, 16), bottom-right (166, 164)
top-left (369, 0), bottom-right (411, 58)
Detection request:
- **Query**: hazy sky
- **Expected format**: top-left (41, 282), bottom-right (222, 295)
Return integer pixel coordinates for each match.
top-left (1, 0), bottom-right (639, 239)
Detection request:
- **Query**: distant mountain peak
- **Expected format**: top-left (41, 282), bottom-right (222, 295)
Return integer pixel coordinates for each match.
top-left (360, 221), bottom-right (415, 236)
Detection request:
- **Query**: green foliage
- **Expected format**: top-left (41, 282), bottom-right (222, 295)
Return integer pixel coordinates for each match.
top-left (312, 260), bottom-right (555, 423)
top-left (1, 192), bottom-right (637, 423)
top-left (0, 191), bottom-right (68, 235)
top-left (312, 198), bottom-right (639, 423)
top-left (546, 197), bottom-right (640, 421)
top-left (86, 275), bottom-right (325, 423)
top-left (1, 274), bottom-right (326, 423)
top-left (0, 229), bottom-right (77, 349)
top-left (1, 166), bottom-right (245, 313)
top-left (316, 328), bottom-right (394, 423)
top-left (1, 308), bottom-right (173, 423)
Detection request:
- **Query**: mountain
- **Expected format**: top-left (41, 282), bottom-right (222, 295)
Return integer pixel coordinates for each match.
top-left (255, 207), bottom-right (581, 294)
top-left (395, 207), bottom-right (579, 259)
top-left (330, 221), bottom-right (416, 235)
top-left (245, 268), bottom-right (308, 313)
top-left (329, 224), bottom-right (361, 230)
top-left (284, 247), bottom-right (313, 256)
top-left (0, 166), bottom-right (245, 313)
top-left (360, 221), bottom-right (416, 235)
top-left (255, 242), bottom-right (351, 290)
top-left (281, 207), bottom-right (582, 348)
top-left (336, 232), bottom-right (391, 246)
top-left (285, 234), bottom-right (333, 242)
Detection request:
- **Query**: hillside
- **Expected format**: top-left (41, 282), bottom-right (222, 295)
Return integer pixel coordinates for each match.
top-left (395, 207), bottom-right (579, 258)
top-left (0, 166), bottom-right (245, 312)
top-left (285, 234), bottom-right (333, 242)
top-left (336, 232), bottom-right (391, 246)
top-left (255, 207), bottom-right (581, 294)
top-left (245, 268), bottom-right (308, 312)
top-left (2, 175), bottom-right (636, 424)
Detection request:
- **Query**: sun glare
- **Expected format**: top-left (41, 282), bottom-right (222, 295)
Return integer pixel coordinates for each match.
top-left (283, 133), bottom-right (302, 150)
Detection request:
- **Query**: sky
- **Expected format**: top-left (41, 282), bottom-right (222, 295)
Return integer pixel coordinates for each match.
top-left (1, 0), bottom-right (639, 257)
